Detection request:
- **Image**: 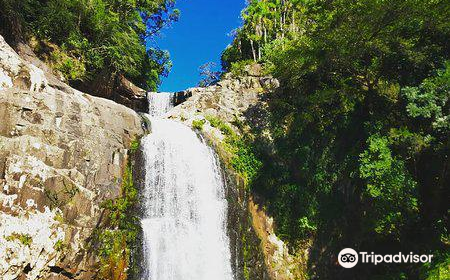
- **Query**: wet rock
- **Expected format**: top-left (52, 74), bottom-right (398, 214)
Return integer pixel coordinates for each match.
top-left (249, 197), bottom-right (308, 280)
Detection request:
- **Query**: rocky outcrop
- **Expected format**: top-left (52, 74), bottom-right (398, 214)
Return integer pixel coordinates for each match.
top-left (0, 35), bottom-right (144, 279)
top-left (76, 71), bottom-right (149, 113)
top-left (223, 163), bottom-right (270, 280)
top-left (168, 72), bottom-right (278, 127)
top-left (166, 71), bottom-right (304, 280)
top-left (173, 90), bottom-right (192, 106)
top-left (0, 13), bottom-right (149, 113)
top-left (0, 37), bottom-right (47, 92)
top-left (249, 198), bottom-right (308, 280)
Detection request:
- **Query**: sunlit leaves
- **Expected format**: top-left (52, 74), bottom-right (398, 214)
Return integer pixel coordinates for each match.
top-left (10, 0), bottom-right (178, 89)
top-left (403, 62), bottom-right (450, 132)
top-left (359, 135), bottom-right (419, 238)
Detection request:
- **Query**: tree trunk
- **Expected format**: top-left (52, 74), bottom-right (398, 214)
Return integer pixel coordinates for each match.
top-left (258, 43), bottom-right (261, 60)
top-left (238, 39), bottom-right (242, 55)
top-left (291, 11), bottom-right (295, 33)
top-left (264, 25), bottom-right (267, 43)
top-left (250, 39), bottom-right (257, 62)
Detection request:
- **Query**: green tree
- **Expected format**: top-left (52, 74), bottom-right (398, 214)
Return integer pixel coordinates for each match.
top-left (225, 0), bottom-right (450, 278)
top-left (1, 0), bottom-right (179, 90)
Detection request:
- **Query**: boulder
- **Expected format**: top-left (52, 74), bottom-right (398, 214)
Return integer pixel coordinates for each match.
top-left (77, 71), bottom-right (149, 113)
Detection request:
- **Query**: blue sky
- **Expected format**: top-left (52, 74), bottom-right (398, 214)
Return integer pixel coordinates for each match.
top-left (148, 0), bottom-right (246, 92)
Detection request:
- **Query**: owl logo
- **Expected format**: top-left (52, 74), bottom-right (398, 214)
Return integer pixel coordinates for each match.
top-left (338, 248), bottom-right (359, 268)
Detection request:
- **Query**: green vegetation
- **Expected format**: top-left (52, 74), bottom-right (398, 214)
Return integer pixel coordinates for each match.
top-left (424, 254), bottom-right (450, 280)
top-left (97, 147), bottom-right (140, 280)
top-left (206, 115), bottom-right (261, 187)
top-left (228, 59), bottom-right (256, 78)
top-left (240, 223), bottom-right (251, 280)
top-left (6, 233), bottom-right (33, 246)
top-left (0, 0), bottom-right (179, 90)
top-left (130, 138), bottom-right (141, 153)
top-left (224, 0), bottom-right (449, 279)
top-left (54, 239), bottom-right (66, 251)
top-left (206, 115), bottom-right (234, 136)
top-left (192, 119), bottom-right (206, 131)
top-left (54, 212), bottom-right (64, 223)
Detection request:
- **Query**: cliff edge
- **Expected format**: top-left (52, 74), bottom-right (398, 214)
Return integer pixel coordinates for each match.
top-left (0, 35), bottom-right (144, 280)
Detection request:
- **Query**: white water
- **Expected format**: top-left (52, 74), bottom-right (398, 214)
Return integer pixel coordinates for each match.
top-left (147, 92), bottom-right (174, 117)
top-left (141, 93), bottom-right (234, 280)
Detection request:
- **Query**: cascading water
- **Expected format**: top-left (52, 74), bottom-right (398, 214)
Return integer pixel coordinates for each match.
top-left (147, 92), bottom-right (174, 117)
top-left (141, 93), bottom-right (234, 280)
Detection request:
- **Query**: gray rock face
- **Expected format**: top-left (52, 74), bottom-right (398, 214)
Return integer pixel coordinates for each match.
top-left (167, 73), bottom-right (278, 130)
top-left (0, 35), bottom-right (144, 279)
top-left (77, 71), bottom-right (149, 113)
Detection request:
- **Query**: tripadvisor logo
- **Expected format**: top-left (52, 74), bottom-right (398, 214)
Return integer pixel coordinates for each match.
top-left (338, 248), bottom-right (433, 269)
top-left (338, 248), bottom-right (359, 268)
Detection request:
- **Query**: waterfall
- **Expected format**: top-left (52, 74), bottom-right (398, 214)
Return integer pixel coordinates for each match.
top-left (147, 92), bottom-right (174, 117)
top-left (141, 93), bottom-right (234, 280)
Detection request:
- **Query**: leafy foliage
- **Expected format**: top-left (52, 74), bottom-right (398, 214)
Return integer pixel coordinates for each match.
top-left (192, 119), bottom-right (206, 130)
top-left (359, 135), bottom-right (419, 238)
top-left (403, 63), bottom-right (450, 132)
top-left (97, 146), bottom-right (140, 280)
top-left (424, 254), bottom-right (450, 280)
top-left (6, 233), bottom-right (33, 246)
top-left (225, 0), bottom-right (450, 279)
top-left (228, 59), bottom-right (256, 78)
top-left (206, 115), bottom-right (262, 187)
top-left (130, 138), bottom-right (141, 153)
top-left (1, 0), bottom-right (179, 90)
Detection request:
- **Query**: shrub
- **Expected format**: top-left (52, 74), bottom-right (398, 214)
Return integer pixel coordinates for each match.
top-left (192, 119), bottom-right (206, 131)
top-left (97, 140), bottom-right (140, 280)
top-left (229, 60), bottom-right (256, 78)
top-left (3, 0), bottom-right (179, 90)
top-left (206, 115), bottom-right (261, 187)
top-left (49, 47), bottom-right (86, 81)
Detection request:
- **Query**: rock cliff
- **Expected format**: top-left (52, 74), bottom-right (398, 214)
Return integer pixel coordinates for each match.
top-left (0, 35), bottom-right (145, 279)
top-left (166, 70), bottom-right (305, 280)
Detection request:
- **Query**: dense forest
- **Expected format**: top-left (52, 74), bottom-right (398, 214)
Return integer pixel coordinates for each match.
top-left (223, 0), bottom-right (449, 279)
top-left (0, 0), bottom-right (179, 90)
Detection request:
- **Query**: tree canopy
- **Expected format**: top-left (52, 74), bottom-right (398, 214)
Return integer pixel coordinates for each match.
top-left (224, 0), bottom-right (449, 279)
top-left (1, 0), bottom-right (179, 90)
